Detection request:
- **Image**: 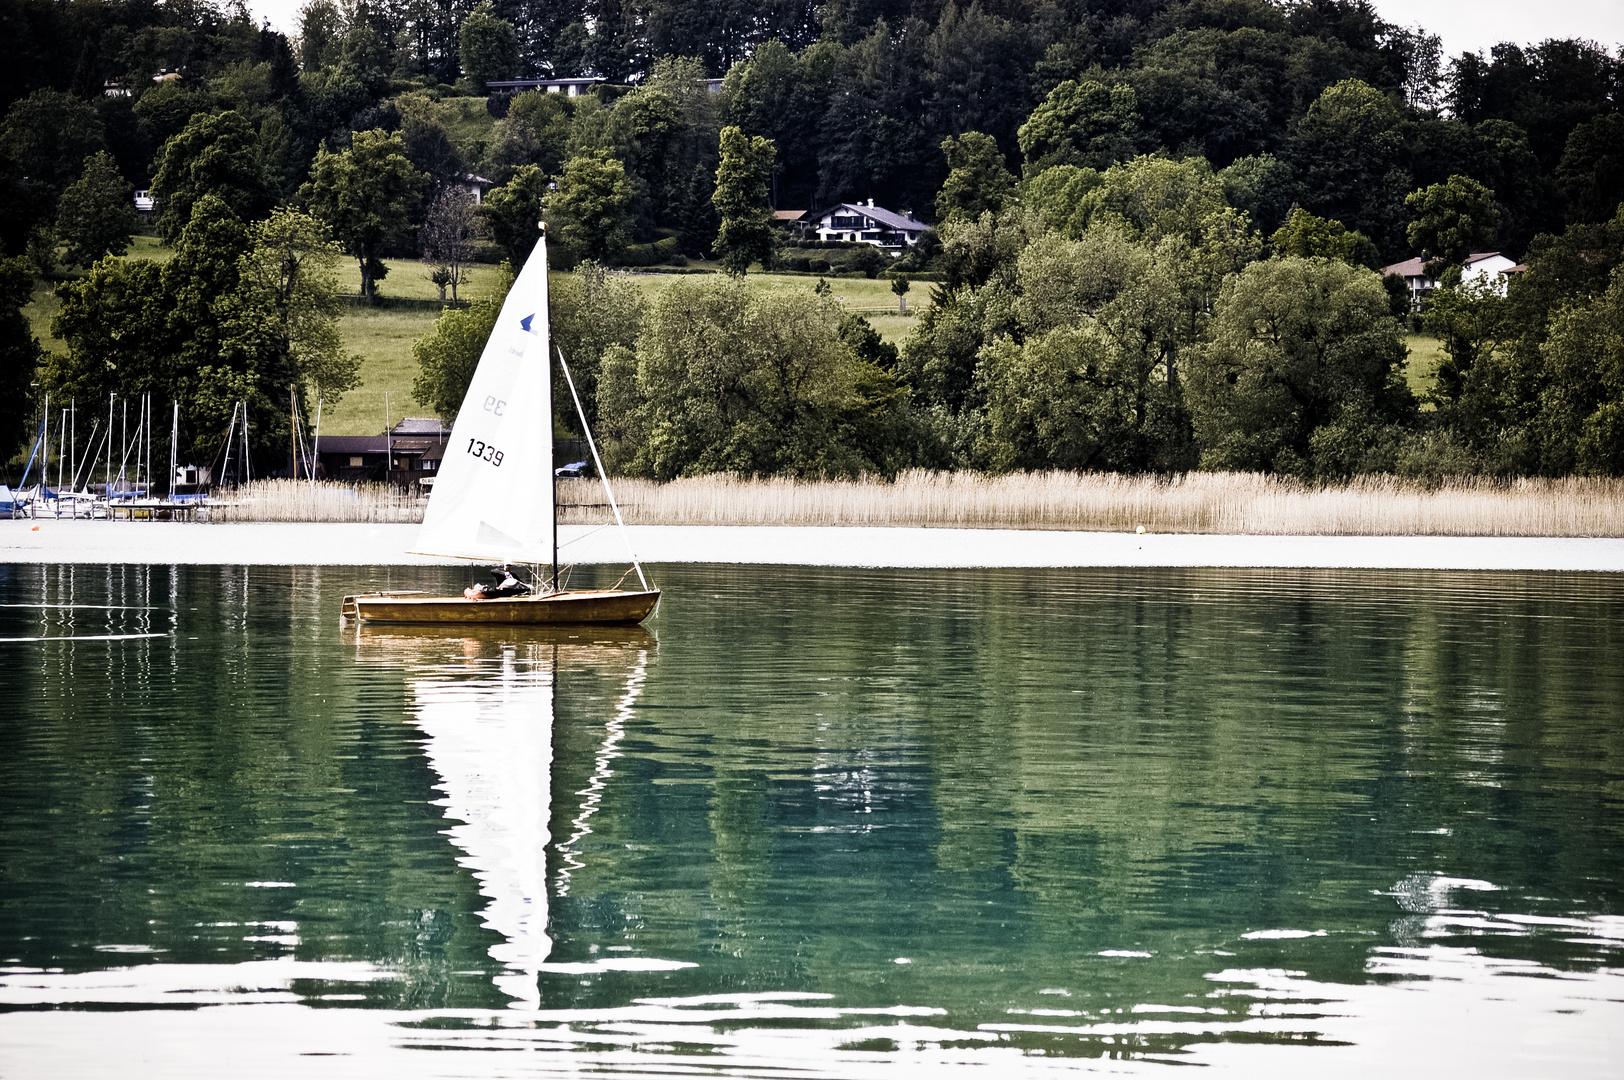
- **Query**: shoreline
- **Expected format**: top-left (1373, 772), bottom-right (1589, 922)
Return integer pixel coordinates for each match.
top-left (4, 520), bottom-right (1624, 572)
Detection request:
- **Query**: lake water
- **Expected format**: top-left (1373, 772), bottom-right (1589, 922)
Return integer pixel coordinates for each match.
top-left (1, 561), bottom-right (1620, 1077)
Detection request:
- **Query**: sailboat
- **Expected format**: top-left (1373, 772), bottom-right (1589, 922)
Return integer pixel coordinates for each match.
top-left (343, 227), bottom-right (659, 626)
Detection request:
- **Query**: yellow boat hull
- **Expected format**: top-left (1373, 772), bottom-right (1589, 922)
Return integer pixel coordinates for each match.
top-left (343, 588), bottom-right (660, 626)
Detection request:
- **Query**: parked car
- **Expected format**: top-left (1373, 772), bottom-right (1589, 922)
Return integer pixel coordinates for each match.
top-left (554, 460), bottom-right (588, 478)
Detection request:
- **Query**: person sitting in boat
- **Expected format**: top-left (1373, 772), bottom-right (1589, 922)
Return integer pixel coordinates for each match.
top-left (464, 565), bottom-right (530, 601)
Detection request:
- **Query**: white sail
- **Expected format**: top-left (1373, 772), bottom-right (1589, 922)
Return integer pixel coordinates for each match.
top-left (413, 234), bottom-right (554, 562)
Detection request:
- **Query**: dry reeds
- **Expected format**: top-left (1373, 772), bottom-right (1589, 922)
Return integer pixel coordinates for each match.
top-left (204, 479), bottom-right (424, 523)
top-left (559, 471), bottom-right (1624, 537)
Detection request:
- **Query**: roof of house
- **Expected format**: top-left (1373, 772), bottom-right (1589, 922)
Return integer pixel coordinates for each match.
top-left (1385, 251), bottom-right (1521, 278)
top-left (814, 203), bottom-right (927, 233)
top-left (487, 77), bottom-right (604, 90)
top-left (316, 436), bottom-right (388, 454)
top-left (1381, 257), bottom-right (1427, 278)
top-left (773, 209), bottom-right (807, 222)
top-left (392, 417), bottom-right (449, 436)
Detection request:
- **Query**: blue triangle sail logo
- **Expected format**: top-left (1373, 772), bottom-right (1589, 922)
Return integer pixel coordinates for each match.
top-left (519, 313), bottom-right (537, 334)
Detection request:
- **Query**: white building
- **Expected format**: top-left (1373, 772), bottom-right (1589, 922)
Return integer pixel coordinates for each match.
top-left (809, 201), bottom-right (928, 249)
top-left (486, 77), bottom-right (604, 97)
top-left (1382, 251), bottom-right (1524, 304)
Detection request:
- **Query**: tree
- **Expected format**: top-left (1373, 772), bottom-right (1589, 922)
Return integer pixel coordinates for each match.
top-left (551, 261), bottom-right (646, 431)
top-left (150, 111), bottom-right (275, 244)
top-left (55, 152), bottom-right (140, 269)
top-left (1270, 208), bottom-right (1379, 267)
top-left (604, 275), bottom-right (907, 478)
top-left (0, 89), bottom-right (106, 197)
top-left (297, 0), bottom-right (343, 70)
top-left (458, 3), bottom-right (519, 94)
top-left (421, 187), bottom-right (477, 302)
top-left (478, 165), bottom-right (550, 267)
top-left (47, 258), bottom-right (171, 405)
top-left (1186, 256), bottom-right (1412, 477)
top-left (0, 257), bottom-right (42, 463)
top-left (225, 208), bottom-right (361, 406)
top-left (1556, 113), bottom-right (1624, 226)
top-left (302, 130), bottom-right (426, 303)
top-left (935, 131), bottom-right (1015, 224)
top-left (712, 126), bottom-right (777, 275)
top-left (412, 271), bottom-right (514, 420)
top-left (891, 273), bottom-right (910, 313)
top-left (1405, 175), bottom-right (1499, 265)
top-left (543, 150), bottom-right (635, 266)
top-left (1422, 277), bottom-right (1510, 402)
top-left (1287, 80), bottom-right (1410, 256)
top-left (1, 89), bottom-right (106, 265)
top-left (1543, 267), bottom-right (1624, 475)
top-left (1017, 80), bottom-right (1140, 174)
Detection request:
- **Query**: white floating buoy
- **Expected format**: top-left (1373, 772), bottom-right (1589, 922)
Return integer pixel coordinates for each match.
top-left (1135, 525), bottom-right (1146, 534)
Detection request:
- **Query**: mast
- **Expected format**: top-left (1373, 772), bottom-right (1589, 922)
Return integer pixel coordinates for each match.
top-left (169, 402), bottom-right (179, 500)
top-left (544, 222), bottom-right (558, 591)
top-left (40, 394), bottom-right (49, 500)
top-left (241, 400), bottom-right (252, 484)
top-left (106, 395), bottom-right (114, 496)
top-left (311, 396), bottom-right (322, 492)
top-left (290, 387), bottom-right (298, 481)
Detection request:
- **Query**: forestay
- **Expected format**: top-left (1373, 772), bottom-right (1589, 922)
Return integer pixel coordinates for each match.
top-left (413, 235), bottom-right (554, 563)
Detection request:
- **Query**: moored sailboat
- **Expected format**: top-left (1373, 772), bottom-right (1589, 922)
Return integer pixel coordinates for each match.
top-left (343, 228), bottom-right (658, 626)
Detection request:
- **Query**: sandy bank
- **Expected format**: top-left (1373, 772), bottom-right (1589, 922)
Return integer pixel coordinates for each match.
top-left (4, 519), bottom-right (1624, 571)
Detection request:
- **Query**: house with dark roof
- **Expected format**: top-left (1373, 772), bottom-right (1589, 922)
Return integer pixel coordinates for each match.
top-left (486, 77), bottom-right (604, 97)
top-left (809, 201), bottom-right (928, 249)
top-left (1381, 251), bottom-right (1523, 305)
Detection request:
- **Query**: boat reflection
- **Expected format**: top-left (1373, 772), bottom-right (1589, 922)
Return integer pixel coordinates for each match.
top-left (345, 622), bottom-right (653, 1008)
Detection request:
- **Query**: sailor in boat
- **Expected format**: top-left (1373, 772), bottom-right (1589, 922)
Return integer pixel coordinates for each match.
top-left (463, 564), bottom-right (531, 601)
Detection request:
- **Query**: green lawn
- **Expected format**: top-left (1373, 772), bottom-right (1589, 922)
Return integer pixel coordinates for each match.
top-left (1405, 334), bottom-right (1446, 399)
top-left (320, 307), bottom-right (442, 436)
top-left (333, 257), bottom-right (511, 303)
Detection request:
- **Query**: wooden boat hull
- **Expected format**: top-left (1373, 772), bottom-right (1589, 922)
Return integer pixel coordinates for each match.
top-left (345, 588), bottom-right (660, 626)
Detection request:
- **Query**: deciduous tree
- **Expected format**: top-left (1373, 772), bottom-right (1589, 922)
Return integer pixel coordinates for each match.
top-left (543, 150), bottom-right (636, 266)
top-left (458, 2), bottom-right (519, 95)
top-left (301, 129), bottom-right (426, 303)
top-left (55, 152), bottom-right (140, 269)
top-left (935, 131), bottom-right (1014, 224)
top-left (150, 111), bottom-right (275, 244)
top-left (1405, 175), bottom-right (1499, 264)
top-left (712, 126), bottom-right (777, 274)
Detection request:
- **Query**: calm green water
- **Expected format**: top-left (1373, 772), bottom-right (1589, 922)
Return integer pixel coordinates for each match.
top-left (0, 561), bottom-right (1621, 1077)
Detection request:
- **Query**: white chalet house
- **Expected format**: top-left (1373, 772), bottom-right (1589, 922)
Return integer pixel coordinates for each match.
top-left (810, 200), bottom-right (928, 248)
top-left (1382, 251), bottom-right (1524, 304)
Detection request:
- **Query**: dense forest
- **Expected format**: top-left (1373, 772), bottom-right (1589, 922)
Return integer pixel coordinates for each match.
top-left (0, 0), bottom-right (1621, 480)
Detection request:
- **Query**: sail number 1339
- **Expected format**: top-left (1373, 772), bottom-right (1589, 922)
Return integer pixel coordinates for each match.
top-left (466, 438), bottom-right (504, 467)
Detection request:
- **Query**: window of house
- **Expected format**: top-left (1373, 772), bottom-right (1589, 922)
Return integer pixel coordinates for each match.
top-left (348, 456), bottom-right (364, 467)
top-left (832, 215), bottom-right (863, 228)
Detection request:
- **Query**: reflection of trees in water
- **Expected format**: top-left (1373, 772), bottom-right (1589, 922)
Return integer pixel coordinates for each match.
top-left (542, 565), bottom-right (1624, 1006)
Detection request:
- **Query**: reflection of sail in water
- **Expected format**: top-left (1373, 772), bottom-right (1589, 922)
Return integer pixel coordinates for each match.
top-left (348, 624), bottom-right (653, 1008)
top-left (554, 647), bottom-right (648, 896)
top-left (407, 645), bottom-right (553, 1007)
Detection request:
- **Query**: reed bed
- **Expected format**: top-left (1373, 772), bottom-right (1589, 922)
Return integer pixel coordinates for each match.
top-left (560, 470), bottom-right (1624, 537)
top-left (205, 479), bottom-right (424, 523)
